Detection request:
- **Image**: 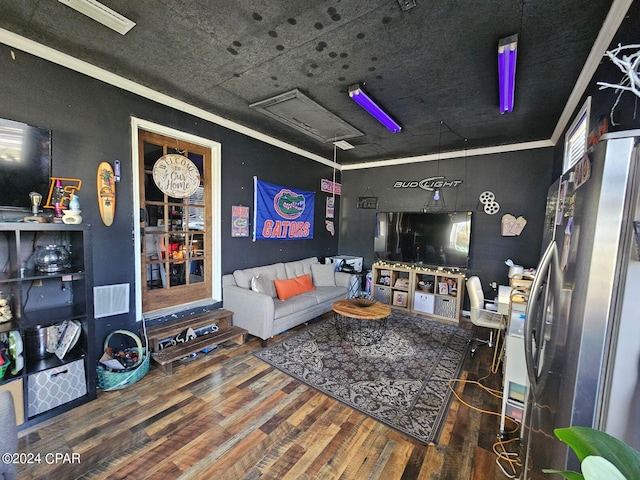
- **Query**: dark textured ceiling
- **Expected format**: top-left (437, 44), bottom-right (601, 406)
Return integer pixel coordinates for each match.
top-left (0, 1), bottom-right (616, 165)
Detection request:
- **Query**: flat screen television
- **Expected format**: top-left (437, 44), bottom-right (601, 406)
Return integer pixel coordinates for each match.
top-left (0, 117), bottom-right (52, 209)
top-left (374, 211), bottom-right (472, 269)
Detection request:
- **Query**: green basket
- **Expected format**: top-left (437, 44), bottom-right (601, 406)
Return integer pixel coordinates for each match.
top-left (97, 329), bottom-right (149, 391)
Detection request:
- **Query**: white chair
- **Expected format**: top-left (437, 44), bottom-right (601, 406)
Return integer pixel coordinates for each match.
top-left (466, 275), bottom-right (504, 356)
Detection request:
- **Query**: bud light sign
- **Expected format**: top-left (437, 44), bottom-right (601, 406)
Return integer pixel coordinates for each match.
top-left (253, 178), bottom-right (314, 240)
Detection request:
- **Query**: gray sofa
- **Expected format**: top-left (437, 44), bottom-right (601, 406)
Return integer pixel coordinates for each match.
top-left (0, 390), bottom-right (17, 480)
top-left (222, 257), bottom-right (351, 344)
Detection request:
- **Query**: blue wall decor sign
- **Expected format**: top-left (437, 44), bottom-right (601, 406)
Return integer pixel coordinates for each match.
top-left (253, 178), bottom-right (314, 241)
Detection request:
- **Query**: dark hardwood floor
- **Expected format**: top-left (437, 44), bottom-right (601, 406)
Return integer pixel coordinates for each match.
top-left (17, 316), bottom-right (521, 479)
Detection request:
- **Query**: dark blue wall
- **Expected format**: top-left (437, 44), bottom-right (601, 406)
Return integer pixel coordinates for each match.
top-left (339, 148), bottom-right (554, 292)
top-left (0, 45), bottom-right (340, 351)
top-left (1, 0), bottom-right (639, 351)
top-left (551, 0), bottom-right (640, 174)
top-left (341, 1), bottom-right (640, 295)
top-left (221, 142), bottom-right (342, 271)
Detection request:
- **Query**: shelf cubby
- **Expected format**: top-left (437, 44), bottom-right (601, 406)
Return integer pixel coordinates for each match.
top-left (0, 223), bottom-right (95, 429)
top-left (372, 262), bottom-right (465, 323)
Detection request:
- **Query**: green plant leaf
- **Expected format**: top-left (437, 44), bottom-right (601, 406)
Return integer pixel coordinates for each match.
top-left (582, 456), bottom-right (627, 480)
top-left (554, 427), bottom-right (640, 480)
top-left (541, 468), bottom-right (584, 479)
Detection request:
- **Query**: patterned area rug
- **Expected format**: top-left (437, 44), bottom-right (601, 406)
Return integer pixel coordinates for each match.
top-left (255, 311), bottom-right (472, 444)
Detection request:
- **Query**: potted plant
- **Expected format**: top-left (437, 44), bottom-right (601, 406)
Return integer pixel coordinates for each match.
top-left (544, 426), bottom-right (640, 479)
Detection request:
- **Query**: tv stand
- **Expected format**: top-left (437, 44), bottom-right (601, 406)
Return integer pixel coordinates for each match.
top-left (0, 206), bottom-right (30, 223)
top-left (371, 261), bottom-right (465, 323)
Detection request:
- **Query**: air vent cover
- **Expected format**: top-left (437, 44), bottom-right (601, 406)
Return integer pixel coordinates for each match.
top-left (250, 89), bottom-right (363, 143)
top-left (94, 283), bottom-right (130, 318)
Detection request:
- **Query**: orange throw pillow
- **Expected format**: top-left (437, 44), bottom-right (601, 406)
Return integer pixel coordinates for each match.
top-left (274, 274), bottom-right (315, 301)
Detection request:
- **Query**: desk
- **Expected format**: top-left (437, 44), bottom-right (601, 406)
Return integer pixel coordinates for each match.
top-left (497, 285), bottom-right (512, 314)
top-left (498, 287), bottom-right (530, 436)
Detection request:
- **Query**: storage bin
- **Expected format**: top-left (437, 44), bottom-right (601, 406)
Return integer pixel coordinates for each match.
top-left (27, 359), bottom-right (87, 417)
top-left (373, 285), bottom-right (391, 304)
top-left (435, 296), bottom-right (457, 319)
top-left (413, 292), bottom-right (435, 314)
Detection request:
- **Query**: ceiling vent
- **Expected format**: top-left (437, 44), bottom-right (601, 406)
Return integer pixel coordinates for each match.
top-left (250, 89), bottom-right (363, 144)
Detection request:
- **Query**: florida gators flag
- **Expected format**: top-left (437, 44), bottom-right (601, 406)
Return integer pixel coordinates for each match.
top-left (253, 178), bottom-right (314, 241)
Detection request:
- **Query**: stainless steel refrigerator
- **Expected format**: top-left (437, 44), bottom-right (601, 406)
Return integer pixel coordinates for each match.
top-left (522, 131), bottom-right (640, 478)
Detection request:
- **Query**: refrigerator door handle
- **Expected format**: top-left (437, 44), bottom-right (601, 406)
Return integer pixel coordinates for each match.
top-left (525, 240), bottom-right (557, 396)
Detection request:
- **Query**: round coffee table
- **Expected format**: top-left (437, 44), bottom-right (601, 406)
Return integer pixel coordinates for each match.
top-left (332, 299), bottom-right (391, 346)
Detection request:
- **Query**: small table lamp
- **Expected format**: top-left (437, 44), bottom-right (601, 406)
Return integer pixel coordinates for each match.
top-left (24, 191), bottom-right (48, 223)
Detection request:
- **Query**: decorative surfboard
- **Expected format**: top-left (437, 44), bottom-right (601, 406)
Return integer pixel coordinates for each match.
top-left (97, 162), bottom-right (116, 226)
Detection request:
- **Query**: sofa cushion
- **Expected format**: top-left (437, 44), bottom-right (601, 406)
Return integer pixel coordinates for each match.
top-left (251, 273), bottom-right (277, 298)
top-left (273, 293), bottom-right (318, 318)
top-left (285, 257), bottom-right (318, 279)
top-left (233, 263), bottom-right (285, 289)
top-left (274, 274), bottom-right (315, 301)
top-left (300, 285), bottom-right (348, 304)
top-left (311, 263), bottom-right (336, 287)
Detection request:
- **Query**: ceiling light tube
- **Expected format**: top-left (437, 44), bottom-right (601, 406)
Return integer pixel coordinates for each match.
top-left (58, 0), bottom-right (136, 35)
top-left (348, 84), bottom-right (401, 133)
top-left (498, 34), bottom-right (518, 113)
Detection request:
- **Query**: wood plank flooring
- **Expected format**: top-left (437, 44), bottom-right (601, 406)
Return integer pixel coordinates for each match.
top-left (16, 316), bottom-right (521, 479)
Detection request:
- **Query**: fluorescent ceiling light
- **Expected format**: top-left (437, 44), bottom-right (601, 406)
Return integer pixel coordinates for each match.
top-left (348, 84), bottom-right (401, 133)
top-left (498, 34), bottom-right (518, 113)
top-left (58, 0), bottom-right (136, 35)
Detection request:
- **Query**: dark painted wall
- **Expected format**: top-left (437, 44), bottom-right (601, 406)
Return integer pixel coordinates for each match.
top-left (2, 1), bottom-right (639, 352)
top-left (551, 0), bottom-right (640, 173)
top-left (340, 1), bottom-right (640, 298)
top-left (222, 142), bottom-right (342, 270)
top-left (0, 46), bottom-right (339, 352)
top-left (339, 148), bottom-right (554, 292)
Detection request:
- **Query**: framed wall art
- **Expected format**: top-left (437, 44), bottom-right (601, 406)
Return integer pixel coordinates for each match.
top-left (232, 205), bottom-right (249, 237)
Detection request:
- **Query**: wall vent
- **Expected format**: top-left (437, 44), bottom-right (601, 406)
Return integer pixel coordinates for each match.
top-left (94, 283), bottom-right (130, 318)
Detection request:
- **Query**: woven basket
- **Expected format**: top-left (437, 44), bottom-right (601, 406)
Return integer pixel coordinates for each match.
top-left (349, 297), bottom-right (376, 307)
top-left (97, 329), bottom-right (149, 391)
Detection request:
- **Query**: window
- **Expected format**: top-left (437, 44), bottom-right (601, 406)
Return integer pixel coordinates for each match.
top-left (564, 97), bottom-right (591, 174)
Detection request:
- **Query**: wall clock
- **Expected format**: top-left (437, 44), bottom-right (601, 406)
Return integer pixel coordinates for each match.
top-left (152, 154), bottom-right (201, 198)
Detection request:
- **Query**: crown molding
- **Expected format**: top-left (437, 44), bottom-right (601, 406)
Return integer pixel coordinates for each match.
top-left (0, 0), bottom-right (632, 173)
top-left (0, 28), bottom-right (338, 169)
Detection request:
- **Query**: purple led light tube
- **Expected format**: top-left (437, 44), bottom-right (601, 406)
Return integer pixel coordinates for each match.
top-left (349, 85), bottom-right (401, 133)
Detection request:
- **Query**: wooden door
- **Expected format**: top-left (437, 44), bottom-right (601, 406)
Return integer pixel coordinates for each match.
top-left (138, 130), bottom-right (212, 313)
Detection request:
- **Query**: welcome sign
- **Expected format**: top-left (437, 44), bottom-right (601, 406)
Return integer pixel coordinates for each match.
top-left (253, 178), bottom-right (314, 241)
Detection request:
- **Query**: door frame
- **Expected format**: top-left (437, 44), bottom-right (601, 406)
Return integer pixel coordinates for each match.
top-left (131, 117), bottom-right (222, 320)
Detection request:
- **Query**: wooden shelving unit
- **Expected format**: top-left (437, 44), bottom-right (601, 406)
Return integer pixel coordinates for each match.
top-left (372, 261), bottom-right (465, 323)
top-left (0, 223), bottom-right (95, 428)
